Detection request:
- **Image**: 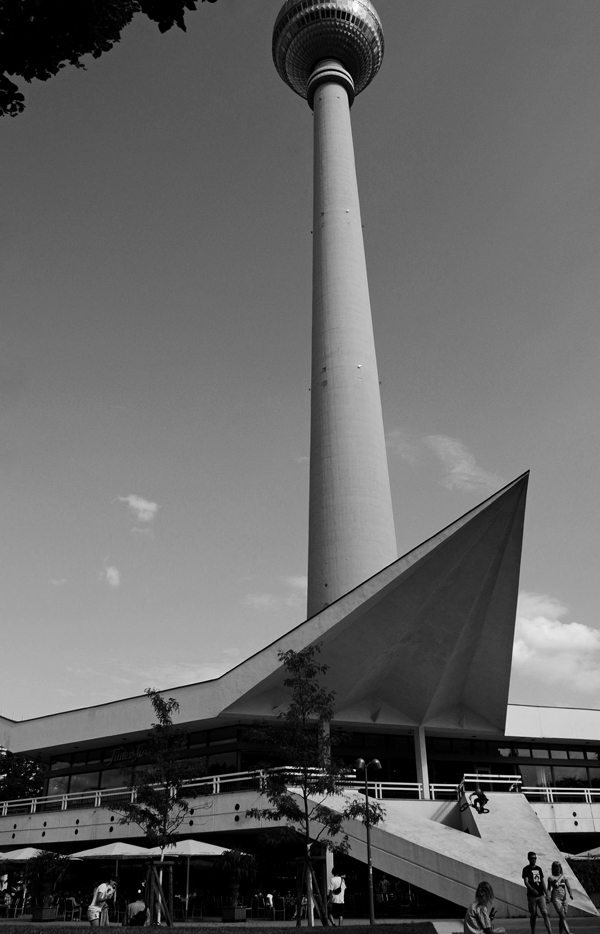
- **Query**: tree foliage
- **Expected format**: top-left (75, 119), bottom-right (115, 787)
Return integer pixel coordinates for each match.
top-left (212, 848), bottom-right (258, 908)
top-left (115, 687), bottom-right (207, 850)
top-left (246, 645), bottom-right (385, 925)
top-left (0, 0), bottom-right (218, 117)
top-left (0, 748), bottom-right (44, 801)
top-left (23, 850), bottom-right (72, 907)
top-left (247, 645), bottom-right (353, 855)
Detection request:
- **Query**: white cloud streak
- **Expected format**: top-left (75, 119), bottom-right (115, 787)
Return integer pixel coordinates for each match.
top-left (512, 592), bottom-right (600, 698)
top-left (243, 575), bottom-right (307, 614)
top-left (424, 435), bottom-right (504, 492)
top-left (118, 494), bottom-right (159, 523)
top-left (101, 565), bottom-right (121, 589)
top-left (387, 429), bottom-right (503, 493)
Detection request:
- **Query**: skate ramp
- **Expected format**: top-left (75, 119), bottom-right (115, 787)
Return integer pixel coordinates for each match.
top-left (309, 791), bottom-right (597, 918)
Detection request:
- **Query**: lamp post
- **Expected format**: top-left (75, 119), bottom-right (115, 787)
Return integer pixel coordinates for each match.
top-left (354, 757), bottom-right (382, 926)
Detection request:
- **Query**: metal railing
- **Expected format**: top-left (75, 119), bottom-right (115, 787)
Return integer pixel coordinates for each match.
top-left (2, 769), bottom-right (600, 817)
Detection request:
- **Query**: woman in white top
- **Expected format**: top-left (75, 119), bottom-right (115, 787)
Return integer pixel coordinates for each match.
top-left (464, 882), bottom-right (505, 934)
top-left (87, 880), bottom-right (116, 926)
top-left (547, 861), bottom-right (573, 934)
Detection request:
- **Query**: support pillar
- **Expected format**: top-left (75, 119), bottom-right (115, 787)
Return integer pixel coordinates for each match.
top-left (414, 727), bottom-right (430, 800)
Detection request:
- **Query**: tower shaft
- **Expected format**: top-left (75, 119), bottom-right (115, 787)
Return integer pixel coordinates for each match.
top-left (307, 70), bottom-right (397, 617)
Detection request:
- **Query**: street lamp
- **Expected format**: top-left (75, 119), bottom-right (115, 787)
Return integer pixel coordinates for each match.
top-left (354, 757), bottom-right (382, 926)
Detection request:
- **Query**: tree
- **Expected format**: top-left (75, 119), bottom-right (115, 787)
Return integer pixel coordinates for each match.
top-left (213, 848), bottom-right (257, 908)
top-left (0, 748), bottom-right (44, 801)
top-left (246, 644), bottom-right (384, 927)
top-left (0, 0), bottom-right (218, 118)
top-left (116, 687), bottom-right (206, 849)
top-left (24, 850), bottom-right (72, 907)
top-left (115, 688), bottom-right (209, 924)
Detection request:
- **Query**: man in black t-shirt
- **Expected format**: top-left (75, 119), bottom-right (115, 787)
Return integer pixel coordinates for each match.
top-left (522, 852), bottom-right (553, 934)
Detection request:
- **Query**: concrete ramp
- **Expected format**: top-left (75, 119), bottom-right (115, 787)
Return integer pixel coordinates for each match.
top-left (309, 792), bottom-right (597, 918)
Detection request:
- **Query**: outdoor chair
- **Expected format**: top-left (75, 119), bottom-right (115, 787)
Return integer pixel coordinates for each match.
top-left (273, 898), bottom-right (286, 922)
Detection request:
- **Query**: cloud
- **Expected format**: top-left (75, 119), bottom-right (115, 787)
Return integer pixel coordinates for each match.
top-left (512, 592), bottom-right (600, 698)
top-left (118, 494), bottom-right (159, 523)
top-left (387, 428), bottom-right (503, 493)
top-left (100, 565), bottom-right (121, 589)
top-left (243, 575), bottom-right (307, 614)
top-left (386, 429), bottom-right (420, 465)
top-left (243, 593), bottom-right (284, 611)
top-left (50, 578), bottom-right (68, 586)
top-left (127, 660), bottom-right (235, 686)
top-left (424, 435), bottom-right (504, 492)
top-left (283, 575), bottom-right (308, 593)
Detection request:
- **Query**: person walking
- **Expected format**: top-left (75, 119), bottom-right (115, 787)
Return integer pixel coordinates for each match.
top-left (522, 852), bottom-right (553, 934)
top-left (464, 882), bottom-right (505, 934)
top-left (327, 869), bottom-right (346, 927)
top-left (547, 861), bottom-right (573, 934)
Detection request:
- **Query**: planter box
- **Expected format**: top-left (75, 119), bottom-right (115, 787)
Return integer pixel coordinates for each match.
top-left (31, 907), bottom-right (59, 922)
top-left (222, 906), bottom-right (247, 922)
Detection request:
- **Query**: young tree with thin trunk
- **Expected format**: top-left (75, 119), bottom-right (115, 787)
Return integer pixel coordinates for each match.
top-left (247, 645), bottom-right (384, 928)
top-left (115, 688), bottom-right (208, 922)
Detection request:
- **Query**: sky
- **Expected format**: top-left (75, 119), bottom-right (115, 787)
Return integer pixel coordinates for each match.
top-left (2, 0), bottom-right (600, 720)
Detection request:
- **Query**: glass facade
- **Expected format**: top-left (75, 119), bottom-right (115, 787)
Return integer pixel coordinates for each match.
top-left (42, 727), bottom-right (600, 797)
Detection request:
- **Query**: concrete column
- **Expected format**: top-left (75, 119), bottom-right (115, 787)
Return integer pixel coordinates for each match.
top-left (414, 727), bottom-right (430, 800)
top-left (307, 63), bottom-right (397, 618)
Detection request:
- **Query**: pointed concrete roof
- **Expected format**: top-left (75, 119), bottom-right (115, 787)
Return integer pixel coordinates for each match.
top-left (224, 472), bottom-right (529, 732)
top-left (3, 474), bottom-right (528, 755)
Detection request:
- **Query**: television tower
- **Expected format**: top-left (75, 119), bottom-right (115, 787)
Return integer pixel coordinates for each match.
top-left (273, 0), bottom-right (397, 617)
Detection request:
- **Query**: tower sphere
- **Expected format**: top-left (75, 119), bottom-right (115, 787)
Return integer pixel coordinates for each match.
top-left (273, 0), bottom-right (384, 103)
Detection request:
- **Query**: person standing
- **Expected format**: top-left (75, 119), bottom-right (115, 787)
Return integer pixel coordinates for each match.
top-left (87, 879), bottom-right (116, 927)
top-left (522, 853), bottom-right (553, 934)
top-left (547, 861), bottom-right (573, 934)
top-left (464, 882), bottom-right (505, 934)
top-left (328, 869), bottom-right (346, 927)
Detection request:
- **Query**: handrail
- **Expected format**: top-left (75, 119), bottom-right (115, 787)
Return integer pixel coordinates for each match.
top-left (2, 769), bottom-right (600, 816)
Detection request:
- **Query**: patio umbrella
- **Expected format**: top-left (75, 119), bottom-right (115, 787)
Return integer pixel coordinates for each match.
top-left (146, 840), bottom-right (229, 917)
top-left (0, 847), bottom-right (48, 861)
top-left (70, 841), bottom-right (152, 882)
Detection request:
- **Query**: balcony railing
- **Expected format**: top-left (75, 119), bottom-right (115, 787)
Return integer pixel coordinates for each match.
top-left (2, 769), bottom-right (600, 817)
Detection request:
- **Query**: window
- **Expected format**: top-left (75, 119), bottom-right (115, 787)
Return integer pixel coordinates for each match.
top-left (519, 765), bottom-right (551, 787)
top-left (568, 749), bottom-right (585, 760)
top-left (497, 747), bottom-right (513, 758)
top-left (516, 747), bottom-right (530, 758)
top-left (206, 752), bottom-right (237, 774)
top-left (47, 776), bottom-right (69, 796)
top-left (589, 768), bottom-right (600, 787)
top-left (70, 772), bottom-right (99, 793)
top-left (209, 727), bottom-right (237, 746)
top-left (531, 747), bottom-right (549, 759)
top-left (552, 766), bottom-right (588, 786)
top-left (50, 756), bottom-right (71, 771)
top-left (100, 768), bottom-right (131, 789)
top-left (586, 750), bottom-right (599, 761)
top-left (429, 738), bottom-right (451, 753)
top-left (550, 749), bottom-right (568, 759)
